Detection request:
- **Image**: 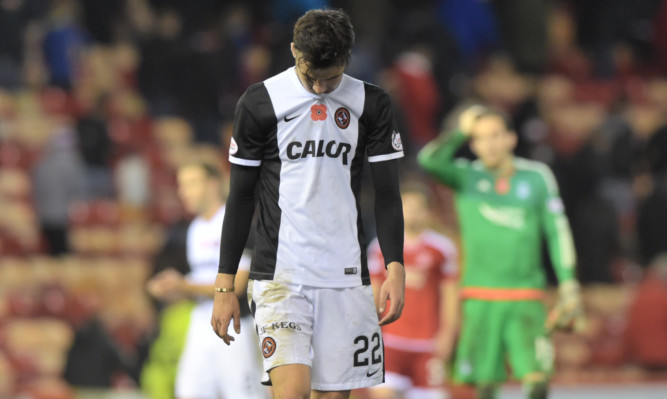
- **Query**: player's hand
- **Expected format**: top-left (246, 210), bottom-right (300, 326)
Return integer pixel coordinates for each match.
top-left (434, 329), bottom-right (457, 360)
top-left (458, 105), bottom-right (486, 136)
top-left (377, 262), bottom-right (405, 326)
top-left (146, 269), bottom-right (185, 301)
top-left (211, 290), bottom-right (241, 345)
top-left (546, 279), bottom-right (586, 333)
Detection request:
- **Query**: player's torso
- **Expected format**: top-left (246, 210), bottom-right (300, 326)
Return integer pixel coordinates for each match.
top-left (455, 160), bottom-right (546, 287)
top-left (254, 69), bottom-right (369, 287)
top-left (186, 206), bottom-right (225, 285)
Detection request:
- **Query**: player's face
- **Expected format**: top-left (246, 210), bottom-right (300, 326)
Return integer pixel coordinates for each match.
top-left (470, 115), bottom-right (517, 170)
top-left (402, 192), bottom-right (429, 233)
top-left (292, 47), bottom-right (345, 94)
top-left (177, 166), bottom-right (208, 215)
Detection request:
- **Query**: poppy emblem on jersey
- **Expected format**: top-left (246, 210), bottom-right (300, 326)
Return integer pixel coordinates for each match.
top-left (262, 337), bottom-right (276, 358)
top-left (495, 178), bottom-right (510, 194)
top-left (391, 131), bottom-right (403, 151)
top-left (335, 107), bottom-right (350, 129)
top-left (311, 104), bottom-right (327, 121)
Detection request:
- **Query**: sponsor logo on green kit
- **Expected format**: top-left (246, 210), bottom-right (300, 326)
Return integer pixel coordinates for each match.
top-left (479, 203), bottom-right (526, 229)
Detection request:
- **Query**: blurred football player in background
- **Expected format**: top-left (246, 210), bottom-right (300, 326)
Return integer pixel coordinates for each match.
top-left (419, 105), bottom-right (585, 399)
top-left (146, 162), bottom-right (267, 399)
top-left (369, 183), bottom-right (459, 399)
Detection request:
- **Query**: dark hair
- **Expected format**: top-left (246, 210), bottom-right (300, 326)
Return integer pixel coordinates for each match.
top-left (475, 106), bottom-right (514, 132)
top-left (293, 9), bottom-right (355, 69)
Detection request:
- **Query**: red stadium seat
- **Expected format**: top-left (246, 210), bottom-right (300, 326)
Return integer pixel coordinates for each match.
top-left (6, 290), bottom-right (41, 318)
top-left (68, 200), bottom-right (121, 226)
top-left (0, 142), bottom-right (34, 170)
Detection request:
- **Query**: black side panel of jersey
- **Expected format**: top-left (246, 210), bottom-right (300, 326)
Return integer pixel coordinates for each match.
top-left (251, 131), bottom-right (281, 280)
top-left (350, 128), bottom-right (369, 285)
top-left (355, 82), bottom-right (392, 285)
top-left (220, 83), bottom-right (278, 277)
top-left (243, 85), bottom-right (281, 281)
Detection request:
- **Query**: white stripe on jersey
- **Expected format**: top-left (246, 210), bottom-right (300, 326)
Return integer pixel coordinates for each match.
top-left (229, 155), bottom-right (262, 167)
top-left (368, 151), bottom-right (404, 163)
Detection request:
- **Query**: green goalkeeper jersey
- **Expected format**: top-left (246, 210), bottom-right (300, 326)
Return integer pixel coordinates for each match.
top-left (418, 130), bottom-right (576, 294)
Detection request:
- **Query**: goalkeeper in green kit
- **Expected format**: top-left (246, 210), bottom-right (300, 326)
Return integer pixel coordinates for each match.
top-left (418, 105), bottom-right (585, 399)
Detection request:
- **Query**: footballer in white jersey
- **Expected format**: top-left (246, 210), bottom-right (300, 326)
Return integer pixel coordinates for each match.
top-left (148, 163), bottom-right (267, 399)
top-left (211, 9), bottom-right (406, 399)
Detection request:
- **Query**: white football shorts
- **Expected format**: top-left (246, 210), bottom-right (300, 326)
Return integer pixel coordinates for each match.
top-left (249, 280), bottom-right (384, 391)
top-left (175, 300), bottom-right (268, 399)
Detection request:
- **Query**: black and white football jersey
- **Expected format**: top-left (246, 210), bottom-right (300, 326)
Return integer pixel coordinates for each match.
top-left (229, 67), bottom-right (403, 288)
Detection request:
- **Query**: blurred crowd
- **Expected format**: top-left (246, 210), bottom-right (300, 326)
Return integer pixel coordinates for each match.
top-left (0, 0), bottom-right (667, 398)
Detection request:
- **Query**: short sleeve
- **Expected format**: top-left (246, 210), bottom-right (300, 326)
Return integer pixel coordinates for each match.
top-left (229, 83), bottom-right (276, 167)
top-left (424, 231), bottom-right (458, 279)
top-left (238, 251), bottom-right (252, 272)
top-left (439, 246), bottom-right (458, 279)
top-left (361, 84), bottom-right (404, 163)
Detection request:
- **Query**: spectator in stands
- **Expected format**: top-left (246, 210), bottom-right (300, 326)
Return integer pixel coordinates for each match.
top-left (64, 316), bottom-right (135, 388)
top-left (0, 0), bottom-right (32, 89)
top-left (76, 95), bottom-right (114, 198)
top-left (380, 46), bottom-right (443, 159)
top-left (623, 253), bottom-right (667, 370)
top-left (32, 122), bottom-right (88, 255)
top-left (636, 126), bottom-right (667, 267)
top-left (636, 173), bottom-right (667, 268)
top-left (42, 0), bottom-right (89, 89)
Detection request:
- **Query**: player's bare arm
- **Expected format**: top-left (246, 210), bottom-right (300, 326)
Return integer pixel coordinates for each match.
top-left (148, 269), bottom-right (220, 300)
top-left (434, 279), bottom-right (460, 360)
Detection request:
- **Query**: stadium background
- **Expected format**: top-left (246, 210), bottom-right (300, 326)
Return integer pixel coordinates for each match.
top-left (0, 0), bottom-right (666, 398)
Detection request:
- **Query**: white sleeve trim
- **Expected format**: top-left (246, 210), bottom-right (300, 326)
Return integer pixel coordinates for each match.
top-left (368, 151), bottom-right (404, 163)
top-left (229, 155), bottom-right (262, 167)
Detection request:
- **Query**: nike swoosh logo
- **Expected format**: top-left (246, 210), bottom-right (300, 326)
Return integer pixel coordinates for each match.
top-left (366, 368), bottom-right (381, 377)
top-left (284, 114), bottom-right (299, 122)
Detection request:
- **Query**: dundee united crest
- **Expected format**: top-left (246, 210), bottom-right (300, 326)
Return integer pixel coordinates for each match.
top-left (229, 137), bottom-right (238, 155)
top-left (262, 337), bottom-right (276, 358)
top-left (335, 107), bottom-right (350, 129)
top-left (391, 130), bottom-right (403, 151)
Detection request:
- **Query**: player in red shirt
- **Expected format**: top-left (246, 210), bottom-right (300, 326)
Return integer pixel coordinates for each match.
top-left (369, 183), bottom-right (460, 399)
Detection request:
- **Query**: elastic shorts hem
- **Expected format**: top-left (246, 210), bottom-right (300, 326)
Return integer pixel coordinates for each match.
top-left (267, 358), bottom-right (313, 371)
top-left (263, 359), bottom-right (313, 386)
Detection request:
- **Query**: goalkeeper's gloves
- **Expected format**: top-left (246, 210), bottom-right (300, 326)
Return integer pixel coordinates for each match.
top-left (546, 279), bottom-right (586, 333)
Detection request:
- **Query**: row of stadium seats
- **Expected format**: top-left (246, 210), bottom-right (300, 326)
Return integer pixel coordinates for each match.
top-left (0, 255), bottom-right (154, 398)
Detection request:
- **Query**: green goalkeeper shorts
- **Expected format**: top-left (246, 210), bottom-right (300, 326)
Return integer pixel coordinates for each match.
top-left (453, 299), bottom-right (554, 385)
